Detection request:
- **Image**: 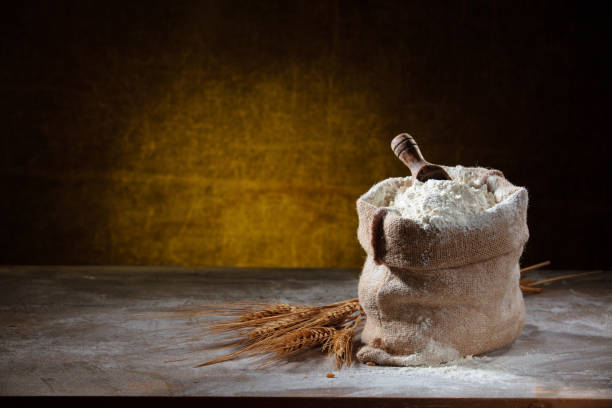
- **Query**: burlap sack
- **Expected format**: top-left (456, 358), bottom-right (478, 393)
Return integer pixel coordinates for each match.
top-left (356, 166), bottom-right (529, 366)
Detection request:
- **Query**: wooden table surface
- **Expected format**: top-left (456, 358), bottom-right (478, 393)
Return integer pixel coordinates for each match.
top-left (0, 266), bottom-right (610, 407)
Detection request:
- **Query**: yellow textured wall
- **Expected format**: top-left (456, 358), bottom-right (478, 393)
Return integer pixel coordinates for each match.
top-left (4, 2), bottom-right (416, 267)
top-left (93, 64), bottom-right (402, 267)
top-left (6, 1), bottom-right (606, 269)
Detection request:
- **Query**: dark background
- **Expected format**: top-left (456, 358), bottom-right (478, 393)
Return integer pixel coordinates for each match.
top-left (1, 1), bottom-right (609, 269)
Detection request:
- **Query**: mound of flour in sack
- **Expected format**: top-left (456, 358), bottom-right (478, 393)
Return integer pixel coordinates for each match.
top-left (389, 166), bottom-right (498, 229)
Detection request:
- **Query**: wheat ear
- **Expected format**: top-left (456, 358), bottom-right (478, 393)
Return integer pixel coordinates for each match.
top-left (324, 316), bottom-right (363, 368)
top-left (306, 301), bottom-right (362, 327)
top-left (237, 303), bottom-right (306, 322)
top-left (269, 327), bottom-right (337, 356)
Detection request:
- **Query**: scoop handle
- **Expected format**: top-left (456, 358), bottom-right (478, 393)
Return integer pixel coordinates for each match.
top-left (391, 133), bottom-right (427, 176)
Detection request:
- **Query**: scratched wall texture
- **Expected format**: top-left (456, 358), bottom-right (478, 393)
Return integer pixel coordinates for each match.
top-left (1, 1), bottom-right (609, 268)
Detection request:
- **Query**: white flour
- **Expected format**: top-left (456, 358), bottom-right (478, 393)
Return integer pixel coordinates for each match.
top-left (389, 165), bottom-right (497, 229)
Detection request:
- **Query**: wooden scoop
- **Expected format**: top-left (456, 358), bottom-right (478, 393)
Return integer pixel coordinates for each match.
top-left (391, 133), bottom-right (452, 182)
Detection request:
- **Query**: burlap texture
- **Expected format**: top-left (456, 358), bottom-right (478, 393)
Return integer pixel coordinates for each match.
top-left (356, 166), bottom-right (529, 366)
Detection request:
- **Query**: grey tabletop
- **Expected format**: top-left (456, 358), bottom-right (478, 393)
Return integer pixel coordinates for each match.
top-left (0, 266), bottom-right (610, 401)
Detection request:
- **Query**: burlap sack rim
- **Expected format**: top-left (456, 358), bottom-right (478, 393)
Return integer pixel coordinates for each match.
top-left (356, 167), bottom-right (529, 271)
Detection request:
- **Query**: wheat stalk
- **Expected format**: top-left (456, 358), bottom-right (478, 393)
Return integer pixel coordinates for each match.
top-left (519, 262), bottom-right (602, 294)
top-left (519, 285), bottom-right (542, 293)
top-left (520, 261), bottom-right (551, 274)
top-left (525, 270), bottom-right (602, 287)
